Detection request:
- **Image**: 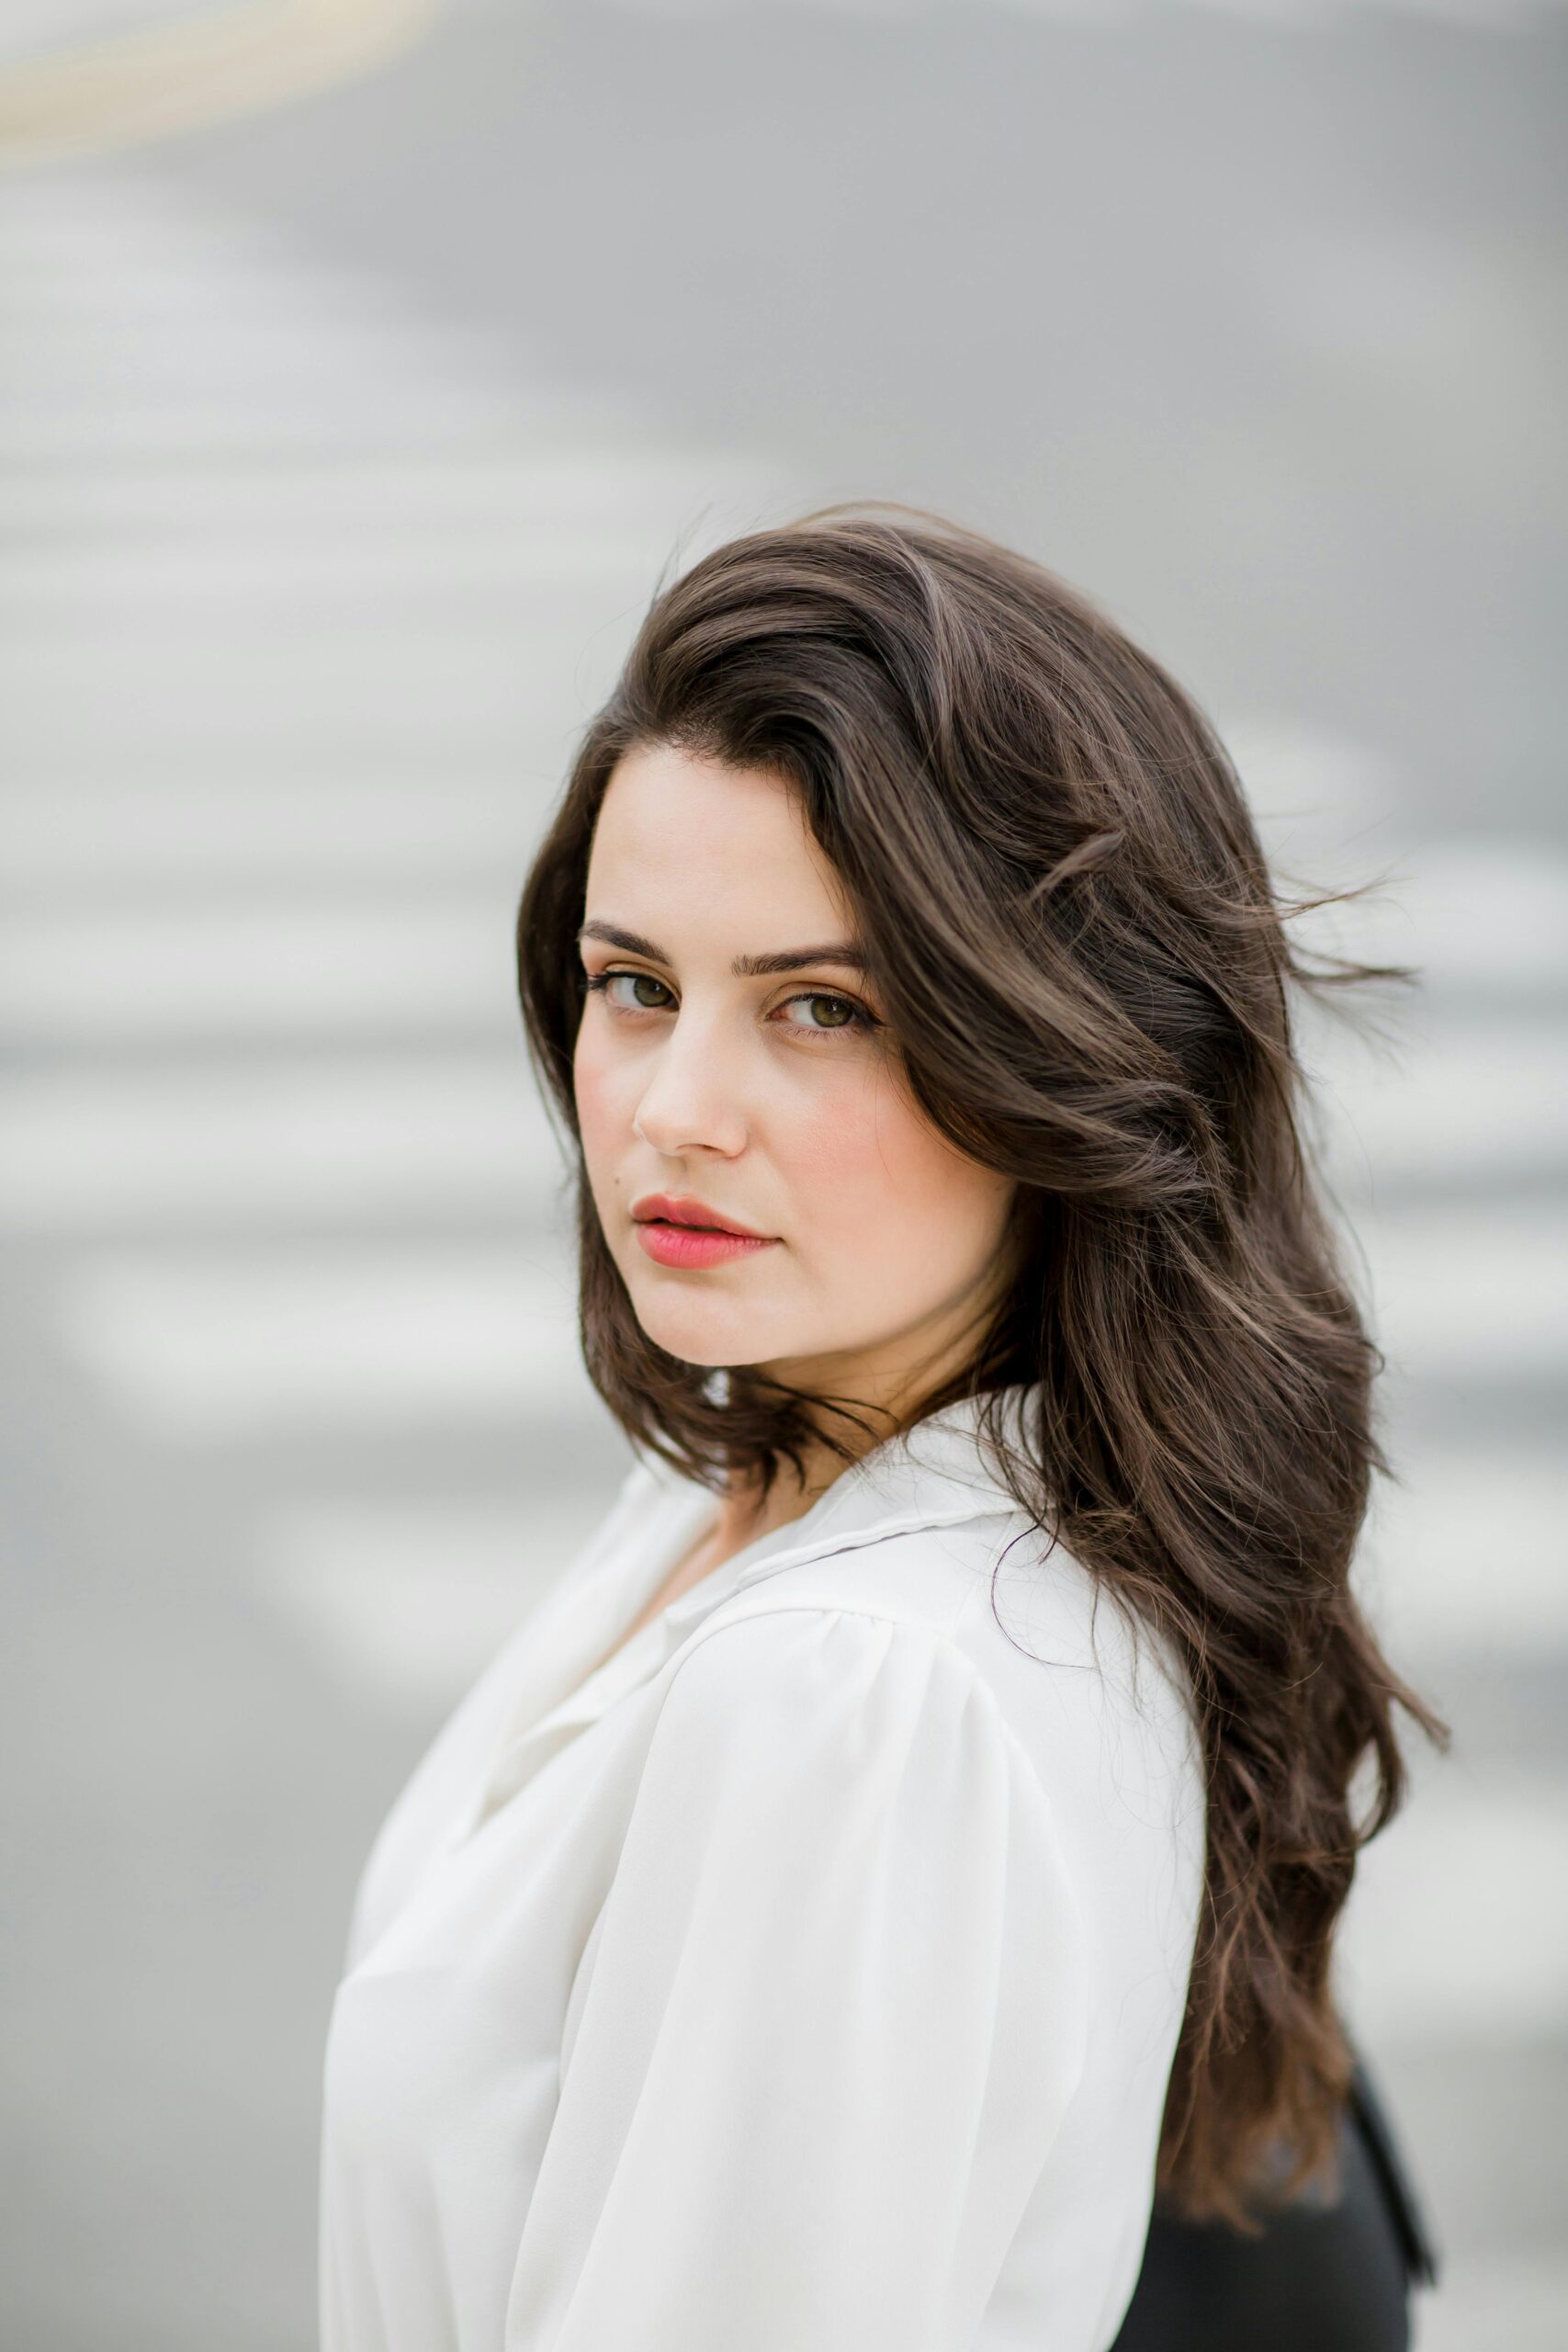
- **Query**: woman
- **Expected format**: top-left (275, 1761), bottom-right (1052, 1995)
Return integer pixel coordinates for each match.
top-left (318, 506), bottom-right (1447, 2351)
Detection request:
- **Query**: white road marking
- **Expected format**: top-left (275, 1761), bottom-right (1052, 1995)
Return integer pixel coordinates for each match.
top-left (0, 622), bottom-right (601, 759)
top-left (0, 526), bottom-right (701, 613)
top-left (0, 899), bottom-right (525, 1041)
top-left (51, 1245), bottom-right (594, 1437)
top-left (1337, 1769), bottom-right (1568, 2044)
top-left (1, 782), bottom-right (535, 887)
top-left (0, 447), bottom-right (761, 537)
top-left (1306, 1019), bottom-right (1568, 1185)
top-left (0, 1058), bottom-right (564, 1227)
top-left (1359, 1450), bottom-right (1568, 1660)
top-left (1351, 1204), bottom-right (1568, 1380)
top-left (1291, 838), bottom-right (1568, 993)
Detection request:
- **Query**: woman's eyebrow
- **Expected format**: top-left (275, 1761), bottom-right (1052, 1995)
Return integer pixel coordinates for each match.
top-left (577, 921), bottom-right (868, 977)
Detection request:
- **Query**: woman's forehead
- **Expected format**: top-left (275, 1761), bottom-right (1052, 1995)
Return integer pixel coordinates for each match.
top-left (589, 745), bottom-right (854, 936)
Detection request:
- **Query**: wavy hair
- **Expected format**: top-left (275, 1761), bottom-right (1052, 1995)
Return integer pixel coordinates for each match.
top-left (514, 503), bottom-right (1450, 2230)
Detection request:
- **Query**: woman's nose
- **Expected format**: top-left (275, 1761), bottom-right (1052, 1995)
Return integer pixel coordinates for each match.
top-left (631, 1009), bottom-right (750, 1158)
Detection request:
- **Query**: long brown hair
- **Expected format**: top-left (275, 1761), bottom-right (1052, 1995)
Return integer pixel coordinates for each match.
top-left (515, 503), bottom-right (1450, 2230)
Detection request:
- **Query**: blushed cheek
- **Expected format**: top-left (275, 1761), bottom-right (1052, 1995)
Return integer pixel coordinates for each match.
top-left (784, 1068), bottom-right (925, 1233)
top-left (792, 1065), bottom-right (1001, 1277)
top-left (572, 1039), bottom-right (626, 1186)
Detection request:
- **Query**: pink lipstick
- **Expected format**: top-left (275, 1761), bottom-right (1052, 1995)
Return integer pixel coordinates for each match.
top-left (635, 1222), bottom-right (777, 1269)
top-left (630, 1190), bottom-right (779, 1270)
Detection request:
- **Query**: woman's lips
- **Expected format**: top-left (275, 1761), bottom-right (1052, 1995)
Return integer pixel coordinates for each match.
top-left (635, 1220), bottom-right (779, 1270)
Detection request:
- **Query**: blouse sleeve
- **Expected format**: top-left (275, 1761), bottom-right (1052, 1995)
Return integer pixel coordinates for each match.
top-left (505, 1606), bottom-right (1092, 2352)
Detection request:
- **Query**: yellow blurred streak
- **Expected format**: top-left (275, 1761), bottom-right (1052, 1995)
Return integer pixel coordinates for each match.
top-left (0, 0), bottom-right (446, 167)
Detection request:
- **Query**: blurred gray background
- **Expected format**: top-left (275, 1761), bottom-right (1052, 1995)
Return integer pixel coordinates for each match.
top-left (1, 1), bottom-right (1564, 2345)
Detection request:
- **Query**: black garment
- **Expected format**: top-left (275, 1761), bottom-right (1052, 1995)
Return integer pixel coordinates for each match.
top-left (1108, 2048), bottom-right (1440, 2352)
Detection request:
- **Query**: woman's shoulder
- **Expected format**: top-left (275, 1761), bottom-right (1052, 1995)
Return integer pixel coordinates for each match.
top-left (669, 1510), bottom-right (1204, 1854)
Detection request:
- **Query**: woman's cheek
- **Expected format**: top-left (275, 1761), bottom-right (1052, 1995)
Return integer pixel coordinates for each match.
top-left (783, 1065), bottom-right (908, 1226)
top-left (572, 1035), bottom-right (626, 1176)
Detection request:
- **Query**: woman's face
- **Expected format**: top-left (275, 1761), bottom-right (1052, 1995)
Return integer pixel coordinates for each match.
top-left (572, 741), bottom-right (1017, 1408)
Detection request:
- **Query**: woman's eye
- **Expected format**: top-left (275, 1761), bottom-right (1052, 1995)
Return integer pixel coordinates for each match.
top-left (584, 970), bottom-right (672, 1012)
top-left (778, 990), bottom-right (870, 1036)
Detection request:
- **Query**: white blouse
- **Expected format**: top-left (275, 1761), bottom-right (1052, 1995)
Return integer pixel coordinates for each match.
top-left (318, 1380), bottom-right (1207, 2352)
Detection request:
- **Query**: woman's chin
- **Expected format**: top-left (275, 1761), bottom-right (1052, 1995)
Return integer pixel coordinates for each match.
top-left (628, 1299), bottom-right (768, 1372)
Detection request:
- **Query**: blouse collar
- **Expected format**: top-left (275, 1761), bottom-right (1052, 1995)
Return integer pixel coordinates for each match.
top-left (645, 1375), bottom-right (1040, 1622)
top-left (459, 1380), bottom-right (1041, 1838)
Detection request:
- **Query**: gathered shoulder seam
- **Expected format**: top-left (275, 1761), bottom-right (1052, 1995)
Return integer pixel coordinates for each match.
top-left (655, 1597), bottom-right (1061, 1814)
